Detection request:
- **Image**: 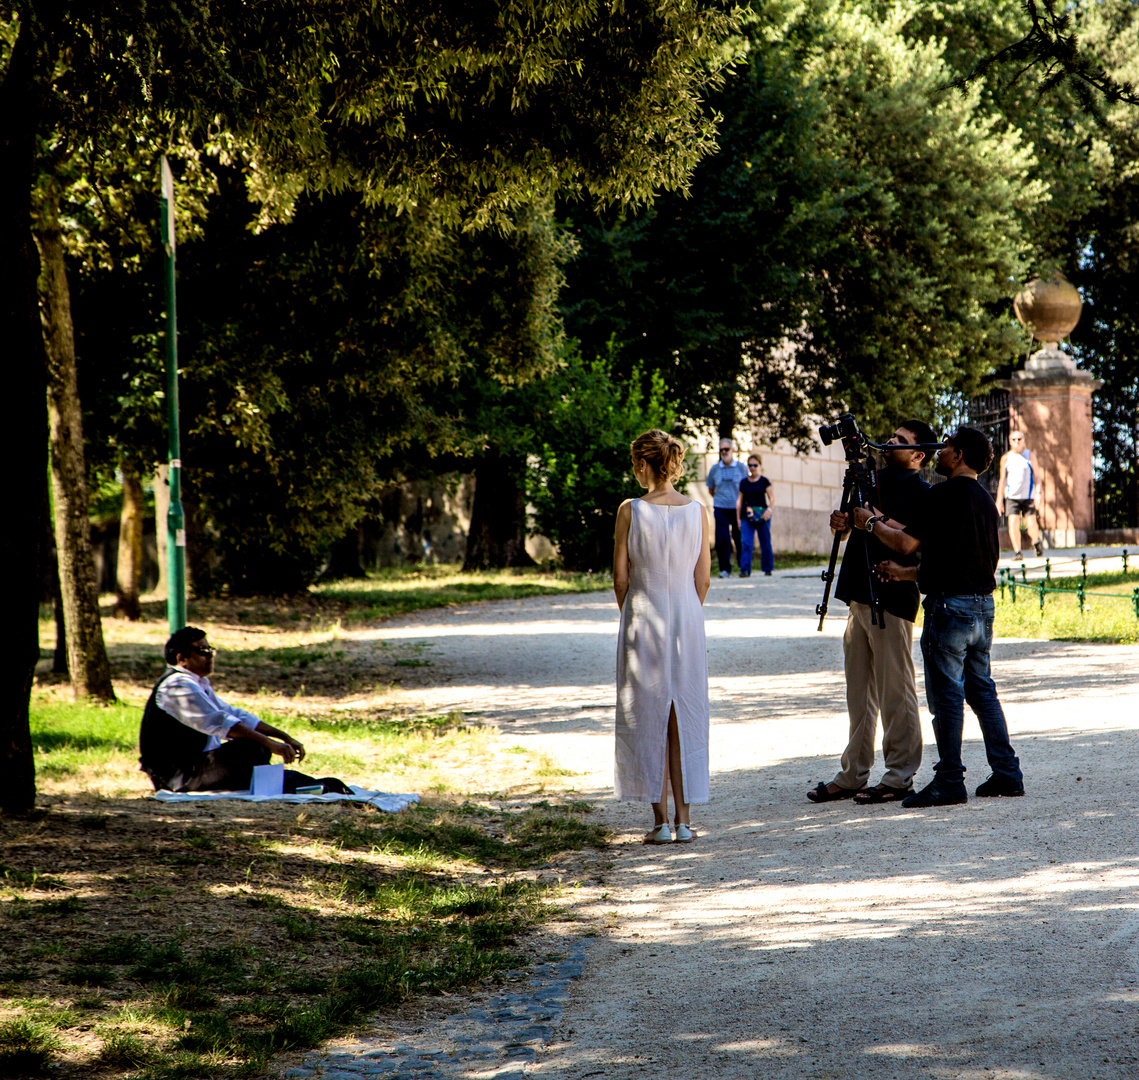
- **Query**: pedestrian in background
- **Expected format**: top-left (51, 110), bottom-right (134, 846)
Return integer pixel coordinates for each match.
top-left (996, 430), bottom-right (1044, 557)
top-left (736, 454), bottom-right (774, 577)
top-left (706, 438), bottom-right (749, 578)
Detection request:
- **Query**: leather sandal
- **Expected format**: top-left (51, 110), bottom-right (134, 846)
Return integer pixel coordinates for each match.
top-left (806, 782), bottom-right (865, 803)
top-left (853, 783), bottom-right (913, 804)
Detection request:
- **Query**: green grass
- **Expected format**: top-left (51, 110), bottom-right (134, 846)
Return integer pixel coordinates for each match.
top-left (1, 819), bottom-right (593, 1078)
top-left (0, 1017), bottom-right (61, 1075)
top-left (27, 698), bottom-right (483, 787)
top-left (993, 568), bottom-right (1139, 643)
top-left (312, 563), bottom-right (612, 622)
top-left (9, 695), bottom-right (607, 1078)
top-left (772, 551), bottom-right (829, 569)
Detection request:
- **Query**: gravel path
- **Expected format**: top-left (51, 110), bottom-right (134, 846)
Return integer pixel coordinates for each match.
top-left (354, 569), bottom-right (1139, 1079)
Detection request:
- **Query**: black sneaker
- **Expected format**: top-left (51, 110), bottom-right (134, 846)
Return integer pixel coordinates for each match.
top-left (975, 775), bottom-right (1025, 798)
top-left (901, 780), bottom-right (968, 808)
top-left (1033, 540), bottom-right (1044, 557)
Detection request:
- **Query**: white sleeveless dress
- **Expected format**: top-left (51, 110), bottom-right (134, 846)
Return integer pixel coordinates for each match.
top-left (615, 499), bottom-right (710, 804)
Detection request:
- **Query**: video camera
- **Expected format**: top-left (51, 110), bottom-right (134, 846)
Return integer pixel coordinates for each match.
top-left (819, 412), bottom-right (945, 461)
top-left (818, 413), bottom-right (859, 447)
top-left (815, 413), bottom-right (945, 631)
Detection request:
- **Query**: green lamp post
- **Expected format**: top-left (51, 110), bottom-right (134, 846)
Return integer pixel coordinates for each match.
top-left (160, 156), bottom-right (187, 633)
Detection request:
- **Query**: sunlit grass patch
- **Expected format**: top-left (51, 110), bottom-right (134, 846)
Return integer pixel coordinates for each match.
top-left (312, 563), bottom-right (612, 622)
top-left (27, 696), bottom-right (518, 798)
top-left (994, 571), bottom-right (1139, 644)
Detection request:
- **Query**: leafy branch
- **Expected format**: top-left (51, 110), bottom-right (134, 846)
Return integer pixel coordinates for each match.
top-left (949, 0), bottom-right (1139, 111)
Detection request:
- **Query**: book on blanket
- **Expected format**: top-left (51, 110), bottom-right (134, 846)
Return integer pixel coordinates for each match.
top-left (251, 763), bottom-right (284, 796)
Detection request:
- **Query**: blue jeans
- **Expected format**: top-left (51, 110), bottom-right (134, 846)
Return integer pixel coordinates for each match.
top-left (920, 594), bottom-right (1022, 788)
top-left (740, 514), bottom-right (773, 574)
top-left (713, 508), bottom-right (741, 573)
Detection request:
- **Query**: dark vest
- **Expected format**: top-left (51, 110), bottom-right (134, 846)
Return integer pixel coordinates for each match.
top-left (139, 669), bottom-right (210, 789)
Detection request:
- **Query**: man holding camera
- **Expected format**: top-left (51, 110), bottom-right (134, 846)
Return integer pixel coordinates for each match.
top-left (854, 427), bottom-right (1024, 808)
top-left (808, 420), bottom-right (934, 805)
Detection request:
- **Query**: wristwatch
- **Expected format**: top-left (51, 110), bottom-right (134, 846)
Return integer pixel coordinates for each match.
top-left (865, 514), bottom-right (886, 533)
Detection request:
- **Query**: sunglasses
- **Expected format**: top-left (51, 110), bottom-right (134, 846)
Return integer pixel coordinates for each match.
top-left (747, 463), bottom-right (760, 468)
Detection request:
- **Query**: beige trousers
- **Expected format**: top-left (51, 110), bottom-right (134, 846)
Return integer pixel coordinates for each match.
top-left (833, 601), bottom-right (923, 791)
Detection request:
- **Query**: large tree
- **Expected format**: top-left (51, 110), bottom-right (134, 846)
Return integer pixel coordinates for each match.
top-left (2, 0), bottom-right (735, 811)
top-left (561, 1), bottom-right (1046, 442)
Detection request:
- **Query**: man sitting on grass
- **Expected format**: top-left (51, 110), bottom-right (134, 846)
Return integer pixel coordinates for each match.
top-left (139, 626), bottom-right (351, 795)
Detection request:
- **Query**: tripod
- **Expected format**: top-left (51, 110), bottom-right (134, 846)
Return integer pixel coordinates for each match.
top-left (816, 455), bottom-right (885, 632)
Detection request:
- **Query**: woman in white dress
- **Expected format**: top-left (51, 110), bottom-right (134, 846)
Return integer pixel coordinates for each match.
top-left (613, 430), bottom-right (711, 844)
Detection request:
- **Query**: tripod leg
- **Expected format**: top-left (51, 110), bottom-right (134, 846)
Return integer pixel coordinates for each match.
top-left (817, 467), bottom-right (862, 631)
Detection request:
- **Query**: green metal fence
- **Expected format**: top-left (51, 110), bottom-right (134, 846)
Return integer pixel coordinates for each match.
top-left (997, 549), bottom-right (1139, 618)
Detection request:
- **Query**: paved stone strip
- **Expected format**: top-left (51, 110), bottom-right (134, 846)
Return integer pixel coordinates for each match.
top-left (284, 941), bottom-right (590, 1080)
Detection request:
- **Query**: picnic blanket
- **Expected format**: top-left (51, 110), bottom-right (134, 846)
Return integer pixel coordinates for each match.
top-left (150, 785), bottom-right (419, 812)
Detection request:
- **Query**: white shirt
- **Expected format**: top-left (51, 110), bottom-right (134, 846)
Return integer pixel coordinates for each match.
top-left (155, 666), bottom-right (262, 752)
top-left (1004, 450), bottom-right (1034, 500)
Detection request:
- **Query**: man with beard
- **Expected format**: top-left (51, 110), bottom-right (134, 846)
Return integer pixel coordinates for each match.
top-left (854, 427), bottom-right (1024, 807)
top-left (807, 420), bottom-right (934, 806)
top-left (139, 626), bottom-right (352, 795)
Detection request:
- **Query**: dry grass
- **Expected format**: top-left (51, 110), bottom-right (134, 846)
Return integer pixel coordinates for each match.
top-left (0, 795), bottom-right (606, 1078)
top-left (13, 568), bottom-right (613, 1078)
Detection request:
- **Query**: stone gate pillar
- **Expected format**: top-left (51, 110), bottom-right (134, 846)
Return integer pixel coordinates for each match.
top-left (1001, 350), bottom-right (1101, 547)
top-left (1004, 274), bottom-right (1102, 548)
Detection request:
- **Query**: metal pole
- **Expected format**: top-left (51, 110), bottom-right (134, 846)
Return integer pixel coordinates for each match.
top-left (160, 157), bottom-right (186, 633)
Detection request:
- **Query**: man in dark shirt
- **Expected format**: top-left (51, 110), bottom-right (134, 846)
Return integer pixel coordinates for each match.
top-left (807, 420), bottom-right (934, 806)
top-left (855, 426), bottom-right (1024, 808)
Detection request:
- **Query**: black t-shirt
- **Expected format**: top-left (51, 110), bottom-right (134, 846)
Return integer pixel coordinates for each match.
top-left (905, 475), bottom-right (999, 597)
top-left (836, 466), bottom-right (928, 622)
top-left (739, 476), bottom-right (771, 512)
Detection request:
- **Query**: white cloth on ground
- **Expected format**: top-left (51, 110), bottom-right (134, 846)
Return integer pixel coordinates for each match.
top-left (615, 499), bottom-right (710, 804)
top-left (150, 785), bottom-right (419, 812)
top-left (155, 666), bottom-right (262, 752)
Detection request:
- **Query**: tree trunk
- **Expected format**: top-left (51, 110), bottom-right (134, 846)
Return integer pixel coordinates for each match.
top-left (0, 12), bottom-right (55, 814)
top-left (114, 466), bottom-right (144, 619)
top-left (42, 507), bottom-right (68, 674)
top-left (322, 525), bottom-right (367, 579)
top-left (37, 191), bottom-right (116, 702)
top-left (462, 452), bottom-right (536, 571)
top-left (154, 464), bottom-right (169, 599)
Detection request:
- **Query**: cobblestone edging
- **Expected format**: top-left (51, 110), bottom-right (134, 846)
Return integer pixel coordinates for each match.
top-left (283, 940), bottom-right (590, 1080)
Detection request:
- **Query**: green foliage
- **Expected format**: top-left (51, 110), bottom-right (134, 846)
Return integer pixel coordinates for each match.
top-left (561, 0), bottom-right (1046, 440)
top-left (117, 186), bottom-right (574, 593)
top-left (528, 347), bottom-right (681, 570)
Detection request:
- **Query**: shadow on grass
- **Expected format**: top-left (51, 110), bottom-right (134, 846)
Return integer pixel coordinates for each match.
top-left (0, 794), bottom-right (609, 1078)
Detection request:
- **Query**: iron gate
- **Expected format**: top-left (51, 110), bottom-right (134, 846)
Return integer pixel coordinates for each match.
top-left (936, 389), bottom-right (1011, 499)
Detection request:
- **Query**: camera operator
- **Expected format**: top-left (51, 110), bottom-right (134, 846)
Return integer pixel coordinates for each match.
top-left (852, 426), bottom-right (1024, 808)
top-left (807, 420), bottom-right (934, 806)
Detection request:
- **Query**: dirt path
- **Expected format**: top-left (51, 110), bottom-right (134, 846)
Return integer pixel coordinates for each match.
top-left (374, 571), bottom-right (1139, 1080)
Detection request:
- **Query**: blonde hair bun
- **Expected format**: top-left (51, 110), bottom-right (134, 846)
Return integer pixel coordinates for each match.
top-left (631, 429), bottom-right (686, 482)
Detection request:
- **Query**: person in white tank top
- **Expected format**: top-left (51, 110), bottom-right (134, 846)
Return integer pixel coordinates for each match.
top-left (996, 431), bottom-right (1043, 557)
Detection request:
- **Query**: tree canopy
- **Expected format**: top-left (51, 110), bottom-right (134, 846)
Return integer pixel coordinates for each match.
top-left (560, 1), bottom-right (1046, 443)
top-left (1, 0), bottom-right (739, 812)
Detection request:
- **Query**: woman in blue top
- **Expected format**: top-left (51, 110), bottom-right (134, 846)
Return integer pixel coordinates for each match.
top-left (736, 455), bottom-right (774, 577)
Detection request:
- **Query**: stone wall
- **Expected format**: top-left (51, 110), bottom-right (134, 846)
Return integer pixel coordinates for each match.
top-left (687, 435), bottom-right (847, 555)
top-left (368, 474), bottom-right (554, 568)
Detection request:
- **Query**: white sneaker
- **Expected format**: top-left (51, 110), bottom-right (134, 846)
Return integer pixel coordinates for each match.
top-left (643, 823), bottom-right (672, 844)
top-left (673, 823), bottom-right (697, 843)
top-left (719, 570), bottom-right (731, 579)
